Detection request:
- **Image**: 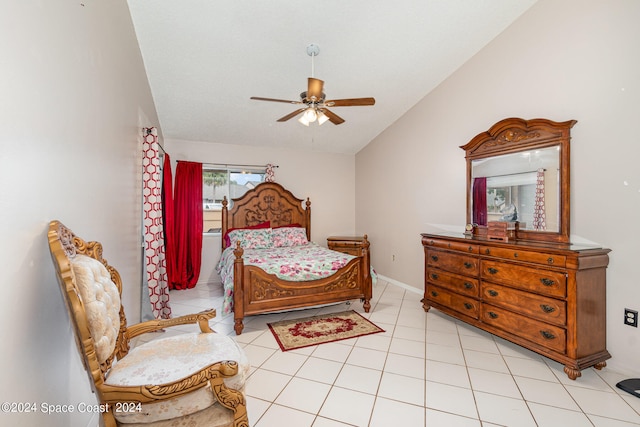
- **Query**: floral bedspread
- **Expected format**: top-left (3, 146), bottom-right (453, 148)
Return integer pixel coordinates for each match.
top-left (216, 243), bottom-right (356, 315)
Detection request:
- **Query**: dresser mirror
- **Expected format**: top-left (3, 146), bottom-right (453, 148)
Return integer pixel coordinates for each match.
top-left (461, 118), bottom-right (576, 243)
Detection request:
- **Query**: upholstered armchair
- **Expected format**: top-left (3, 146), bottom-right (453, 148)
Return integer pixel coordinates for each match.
top-left (48, 220), bottom-right (249, 427)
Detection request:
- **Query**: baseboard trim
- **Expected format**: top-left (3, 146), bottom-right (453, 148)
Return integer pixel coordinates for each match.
top-left (377, 274), bottom-right (422, 295)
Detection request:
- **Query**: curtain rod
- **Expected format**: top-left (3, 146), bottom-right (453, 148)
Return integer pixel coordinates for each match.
top-left (482, 168), bottom-right (547, 179)
top-left (144, 127), bottom-right (166, 154)
top-left (177, 160), bottom-right (278, 169)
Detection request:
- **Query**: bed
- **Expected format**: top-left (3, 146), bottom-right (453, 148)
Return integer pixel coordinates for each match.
top-left (217, 182), bottom-right (372, 334)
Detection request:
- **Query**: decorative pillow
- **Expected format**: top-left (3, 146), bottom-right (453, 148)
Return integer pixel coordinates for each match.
top-left (224, 221), bottom-right (270, 247)
top-left (70, 254), bottom-right (121, 364)
top-left (227, 228), bottom-right (273, 249)
top-left (272, 226), bottom-right (309, 247)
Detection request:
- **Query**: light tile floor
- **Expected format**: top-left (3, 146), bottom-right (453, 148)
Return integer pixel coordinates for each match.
top-left (148, 279), bottom-right (640, 427)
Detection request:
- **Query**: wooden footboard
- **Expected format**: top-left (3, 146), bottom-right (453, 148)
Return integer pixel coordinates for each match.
top-left (232, 242), bottom-right (372, 335)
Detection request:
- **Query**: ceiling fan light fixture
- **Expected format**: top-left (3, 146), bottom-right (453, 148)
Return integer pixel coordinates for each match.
top-left (298, 114), bottom-right (310, 126)
top-left (303, 107), bottom-right (317, 123)
top-left (317, 110), bottom-right (330, 125)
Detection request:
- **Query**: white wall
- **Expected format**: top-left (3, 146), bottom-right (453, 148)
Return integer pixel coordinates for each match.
top-left (165, 139), bottom-right (356, 286)
top-left (0, 1), bottom-right (157, 426)
top-left (356, 0), bottom-right (640, 376)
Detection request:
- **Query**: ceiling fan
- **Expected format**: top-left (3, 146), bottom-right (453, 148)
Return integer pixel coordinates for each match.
top-left (250, 44), bottom-right (375, 126)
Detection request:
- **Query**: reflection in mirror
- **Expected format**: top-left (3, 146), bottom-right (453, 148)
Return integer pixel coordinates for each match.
top-left (471, 146), bottom-right (560, 232)
top-left (462, 117), bottom-right (575, 244)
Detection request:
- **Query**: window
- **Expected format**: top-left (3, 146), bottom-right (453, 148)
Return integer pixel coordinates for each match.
top-left (203, 166), bottom-right (266, 233)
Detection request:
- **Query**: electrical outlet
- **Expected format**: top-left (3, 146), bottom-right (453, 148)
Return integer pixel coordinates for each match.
top-left (624, 309), bottom-right (638, 327)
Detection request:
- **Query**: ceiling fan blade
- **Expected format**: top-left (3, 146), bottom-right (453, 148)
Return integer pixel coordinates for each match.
top-left (324, 97), bottom-right (376, 107)
top-left (320, 108), bottom-right (345, 125)
top-left (307, 78), bottom-right (324, 101)
top-left (276, 108), bottom-right (307, 122)
top-left (251, 97), bottom-right (302, 104)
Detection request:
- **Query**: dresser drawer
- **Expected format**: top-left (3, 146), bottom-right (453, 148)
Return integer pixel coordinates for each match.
top-left (481, 260), bottom-right (567, 298)
top-left (480, 246), bottom-right (566, 267)
top-left (426, 269), bottom-right (479, 297)
top-left (426, 284), bottom-right (479, 319)
top-left (481, 305), bottom-right (566, 353)
top-left (327, 243), bottom-right (361, 256)
top-left (481, 282), bottom-right (566, 326)
top-left (423, 238), bottom-right (479, 254)
top-left (427, 249), bottom-right (479, 277)
top-left (327, 236), bottom-right (365, 256)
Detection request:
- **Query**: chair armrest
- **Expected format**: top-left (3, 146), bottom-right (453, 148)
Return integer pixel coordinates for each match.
top-left (99, 359), bottom-right (239, 404)
top-left (126, 309), bottom-right (216, 338)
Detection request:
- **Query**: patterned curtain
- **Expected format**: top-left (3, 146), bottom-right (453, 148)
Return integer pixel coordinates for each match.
top-left (265, 163), bottom-right (276, 182)
top-left (533, 168), bottom-right (546, 230)
top-left (142, 127), bottom-right (172, 319)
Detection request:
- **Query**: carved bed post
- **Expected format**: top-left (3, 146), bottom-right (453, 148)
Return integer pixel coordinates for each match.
top-left (221, 197), bottom-right (228, 250)
top-left (232, 242), bottom-right (245, 335)
top-left (304, 198), bottom-right (311, 242)
top-left (361, 235), bottom-right (372, 312)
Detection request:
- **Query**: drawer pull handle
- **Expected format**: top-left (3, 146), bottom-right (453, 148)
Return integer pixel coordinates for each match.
top-left (430, 273), bottom-right (439, 280)
top-left (431, 291), bottom-right (439, 297)
top-left (431, 255), bottom-right (439, 262)
top-left (513, 252), bottom-right (518, 258)
top-left (540, 278), bottom-right (555, 286)
top-left (488, 290), bottom-right (499, 297)
top-left (464, 282), bottom-right (473, 289)
top-left (485, 248), bottom-right (491, 255)
top-left (429, 240), bottom-right (434, 245)
top-left (464, 262), bottom-right (473, 269)
top-left (488, 311), bottom-right (498, 319)
top-left (540, 330), bottom-right (556, 340)
top-left (547, 257), bottom-right (554, 264)
top-left (468, 246), bottom-right (473, 252)
top-left (464, 303), bottom-right (473, 310)
top-left (487, 267), bottom-right (499, 274)
top-left (540, 304), bottom-right (556, 313)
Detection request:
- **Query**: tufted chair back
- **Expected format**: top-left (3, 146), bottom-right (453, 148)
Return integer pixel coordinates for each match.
top-left (48, 221), bottom-right (249, 427)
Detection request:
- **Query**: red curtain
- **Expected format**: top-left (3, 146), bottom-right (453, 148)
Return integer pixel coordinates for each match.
top-left (170, 161), bottom-right (203, 290)
top-left (472, 177), bottom-right (487, 226)
top-left (162, 153), bottom-right (176, 288)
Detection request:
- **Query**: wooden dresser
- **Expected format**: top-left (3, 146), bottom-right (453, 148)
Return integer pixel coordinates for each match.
top-left (421, 232), bottom-right (611, 380)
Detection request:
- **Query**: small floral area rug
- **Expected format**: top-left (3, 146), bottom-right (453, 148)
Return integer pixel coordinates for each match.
top-left (267, 310), bottom-right (385, 352)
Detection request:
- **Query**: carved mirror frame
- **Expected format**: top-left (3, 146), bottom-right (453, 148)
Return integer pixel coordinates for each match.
top-left (461, 117), bottom-right (576, 244)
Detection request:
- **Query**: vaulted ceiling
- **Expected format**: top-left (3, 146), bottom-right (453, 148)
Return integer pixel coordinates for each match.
top-left (127, 1), bottom-right (537, 154)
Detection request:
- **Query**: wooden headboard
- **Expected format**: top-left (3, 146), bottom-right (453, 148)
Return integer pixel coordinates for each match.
top-left (221, 182), bottom-right (311, 249)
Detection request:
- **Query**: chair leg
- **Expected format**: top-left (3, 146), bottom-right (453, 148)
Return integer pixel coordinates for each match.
top-left (210, 380), bottom-right (249, 427)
